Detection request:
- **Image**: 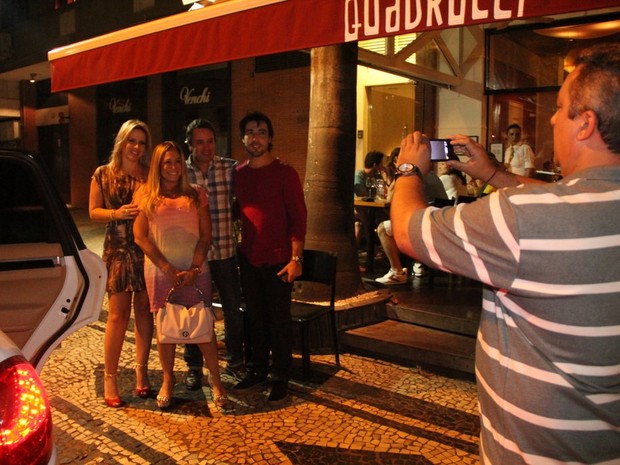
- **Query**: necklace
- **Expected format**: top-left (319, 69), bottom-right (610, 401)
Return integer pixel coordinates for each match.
top-left (160, 191), bottom-right (181, 199)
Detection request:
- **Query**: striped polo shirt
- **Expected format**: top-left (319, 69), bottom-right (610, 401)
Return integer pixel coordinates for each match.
top-left (407, 165), bottom-right (620, 464)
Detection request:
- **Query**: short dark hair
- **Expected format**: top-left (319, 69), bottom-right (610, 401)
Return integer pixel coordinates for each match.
top-left (239, 112), bottom-right (274, 151)
top-left (571, 42), bottom-right (620, 154)
top-left (185, 119), bottom-right (217, 146)
top-left (364, 150), bottom-right (385, 169)
top-left (506, 123), bottom-right (521, 133)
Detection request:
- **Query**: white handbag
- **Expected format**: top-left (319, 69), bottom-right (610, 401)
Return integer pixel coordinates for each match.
top-left (156, 287), bottom-right (215, 344)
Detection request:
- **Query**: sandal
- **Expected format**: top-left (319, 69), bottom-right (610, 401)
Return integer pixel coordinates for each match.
top-left (214, 393), bottom-right (232, 411)
top-left (104, 372), bottom-right (123, 408)
top-left (156, 375), bottom-right (176, 411)
top-left (134, 363), bottom-right (152, 399)
top-left (156, 393), bottom-right (172, 410)
top-left (208, 373), bottom-right (232, 411)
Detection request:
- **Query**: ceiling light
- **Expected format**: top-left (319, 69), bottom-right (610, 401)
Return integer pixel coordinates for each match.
top-left (29, 73), bottom-right (36, 83)
top-left (535, 19), bottom-right (620, 40)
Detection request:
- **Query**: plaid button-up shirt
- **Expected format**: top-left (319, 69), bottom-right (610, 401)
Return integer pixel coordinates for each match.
top-left (186, 155), bottom-right (237, 261)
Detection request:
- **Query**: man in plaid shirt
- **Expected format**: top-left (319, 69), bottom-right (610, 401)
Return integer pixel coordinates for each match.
top-left (183, 118), bottom-right (245, 390)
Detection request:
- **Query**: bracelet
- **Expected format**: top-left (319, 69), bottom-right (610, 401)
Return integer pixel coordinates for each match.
top-left (484, 167), bottom-right (499, 185)
top-left (291, 255), bottom-right (303, 265)
top-left (190, 264), bottom-right (202, 273)
top-left (110, 209), bottom-right (116, 220)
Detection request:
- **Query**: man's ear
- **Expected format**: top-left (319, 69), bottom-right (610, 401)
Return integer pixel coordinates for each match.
top-left (577, 110), bottom-right (597, 140)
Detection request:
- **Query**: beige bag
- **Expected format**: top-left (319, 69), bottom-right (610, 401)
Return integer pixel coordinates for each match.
top-left (156, 287), bottom-right (215, 344)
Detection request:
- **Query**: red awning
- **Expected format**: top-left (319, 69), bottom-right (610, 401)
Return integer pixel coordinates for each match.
top-left (48, 0), bottom-right (620, 92)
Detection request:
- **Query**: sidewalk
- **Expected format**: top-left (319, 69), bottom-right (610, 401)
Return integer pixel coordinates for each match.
top-left (39, 209), bottom-right (480, 465)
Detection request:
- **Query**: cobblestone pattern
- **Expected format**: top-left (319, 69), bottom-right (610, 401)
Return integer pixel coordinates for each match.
top-left (41, 210), bottom-right (481, 464)
top-left (41, 303), bottom-right (480, 465)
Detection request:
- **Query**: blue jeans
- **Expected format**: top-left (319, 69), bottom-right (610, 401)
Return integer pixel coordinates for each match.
top-left (184, 256), bottom-right (244, 369)
top-left (238, 253), bottom-right (293, 382)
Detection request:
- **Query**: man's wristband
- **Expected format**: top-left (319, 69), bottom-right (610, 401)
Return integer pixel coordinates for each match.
top-left (190, 264), bottom-right (202, 273)
top-left (484, 167), bottom-right (499, 184)
top-left (291, 255), bottom-right (303, 265)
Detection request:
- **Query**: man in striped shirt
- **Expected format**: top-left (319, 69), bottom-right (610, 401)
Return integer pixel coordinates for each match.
top-left (183, 119), bottom-right (245, 390)
top-left (392, 43), bottom-right (620, 464)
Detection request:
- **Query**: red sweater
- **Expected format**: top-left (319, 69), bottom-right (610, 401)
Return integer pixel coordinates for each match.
top-left (234, 158), bottom-right (307, 267)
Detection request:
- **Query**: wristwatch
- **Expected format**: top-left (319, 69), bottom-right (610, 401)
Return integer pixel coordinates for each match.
top-left (291, 255), bottom-right (304, 265)
top-left (397, 163), bottom-right (423, 179)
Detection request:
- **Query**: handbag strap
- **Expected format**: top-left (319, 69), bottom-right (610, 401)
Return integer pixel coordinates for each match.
top-left (165, 285), bottom-right (206, 303)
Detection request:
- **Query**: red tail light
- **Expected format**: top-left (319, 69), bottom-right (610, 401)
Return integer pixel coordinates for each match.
top-left (0, 355), bottom-right (53, 465)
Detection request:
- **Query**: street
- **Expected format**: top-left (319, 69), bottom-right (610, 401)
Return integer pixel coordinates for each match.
top-left (38, 210), bottom-right (480, 465)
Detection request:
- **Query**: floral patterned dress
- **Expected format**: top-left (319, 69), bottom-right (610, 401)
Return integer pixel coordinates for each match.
top-left (92, 165), bottom-right (146, 293)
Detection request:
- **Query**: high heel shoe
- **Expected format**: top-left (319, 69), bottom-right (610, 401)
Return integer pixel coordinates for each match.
top-left (134, 363), bottom-right (151, 399)
top-left (104, 372), bottom-right (123, 408)
top-left (208, 374), bottom-right (232, 411)
top-left (156, 375), bottom-right (176, 411)
top-left (213, 393), bottom-right (232, 411)
top-left (156, 393), bottom-right (172, 410)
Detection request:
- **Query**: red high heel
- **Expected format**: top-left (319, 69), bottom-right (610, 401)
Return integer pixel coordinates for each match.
top-left (134, 363), bottom-right (151, 399)
top-left (104, 372), bottom-right (123, 408)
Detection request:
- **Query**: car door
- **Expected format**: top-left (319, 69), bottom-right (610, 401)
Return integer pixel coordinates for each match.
top-left (0, 150), bottom-right (106, 372)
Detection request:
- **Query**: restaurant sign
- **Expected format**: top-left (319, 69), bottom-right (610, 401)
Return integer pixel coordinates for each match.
top-left (344, 0), bottom-right (528, 41)
top-left (49, 0), bottom-right (620, 92)
top-left (179, 86), bottom-right (211, 106)
top-left (108, 98), bottom-right (132, 114)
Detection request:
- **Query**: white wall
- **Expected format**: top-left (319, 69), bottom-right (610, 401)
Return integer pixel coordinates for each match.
top-left (356, 66), bottom-right (410, 169)
top-left (436, 88), bottom-right (482, 139)
top-left (355, 26), bottom-right (485, 170)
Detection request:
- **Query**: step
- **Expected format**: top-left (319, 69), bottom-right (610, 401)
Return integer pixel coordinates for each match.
top-left (382, 275), bottom-right (482, 337)
top-left (341, 319), bottom-right (476, 375)
top-left (385, 301), bottom-right (480, 337)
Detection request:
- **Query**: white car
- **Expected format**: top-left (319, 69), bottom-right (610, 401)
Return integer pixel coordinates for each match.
top-left (0, 150), bottom-right (106, 465)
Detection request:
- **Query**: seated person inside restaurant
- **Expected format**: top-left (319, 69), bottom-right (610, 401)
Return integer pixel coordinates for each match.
top-left (376, 150), bottom-right (447, 284)
top-left (354, 150), bottom-right (387, 248)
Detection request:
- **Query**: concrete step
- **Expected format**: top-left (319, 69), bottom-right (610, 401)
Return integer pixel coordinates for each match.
top-left (341, 319), bottom-right (476, 375)
top-left (381, 274), bottom-right (482, 337)
top-left (385, 301), bottom-right (480, 337)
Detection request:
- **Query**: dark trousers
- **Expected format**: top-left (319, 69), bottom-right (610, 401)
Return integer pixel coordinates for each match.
top-left (239, 253), bottom-right (293, 382)
top-left (184, 256), bottom-right (244, 368)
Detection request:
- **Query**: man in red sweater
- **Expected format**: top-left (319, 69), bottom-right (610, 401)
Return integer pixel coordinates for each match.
top-left (233, 111), bottom-right (307, 404)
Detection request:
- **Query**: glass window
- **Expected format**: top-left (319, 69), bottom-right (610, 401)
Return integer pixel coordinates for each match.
top-left (0, 156), bottom-right (58, 244)
top-left (486, 14), bottom-right (620, 174)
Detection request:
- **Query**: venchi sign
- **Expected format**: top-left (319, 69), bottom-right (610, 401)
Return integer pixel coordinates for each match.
top-left (344, 0), bottom-right (526, 41)
top-left (179, 86), bottom-right (211, 105)
top-left (108, 98), bottom-right (132, 114)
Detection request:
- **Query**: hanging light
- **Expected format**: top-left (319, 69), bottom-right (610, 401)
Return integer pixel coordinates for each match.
top-left (29, 73), bottom-right (37, 83)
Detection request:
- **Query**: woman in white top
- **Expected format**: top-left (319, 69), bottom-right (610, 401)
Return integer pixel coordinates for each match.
top-left (437, 162), bottom-right (468, 201)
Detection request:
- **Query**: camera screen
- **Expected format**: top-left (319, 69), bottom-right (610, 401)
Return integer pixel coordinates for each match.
top-left (430, 139), bottom-right (457, 161)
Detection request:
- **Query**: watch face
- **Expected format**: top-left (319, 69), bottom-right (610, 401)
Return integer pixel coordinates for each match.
top-left (398, 163), bottom-right (414, 173)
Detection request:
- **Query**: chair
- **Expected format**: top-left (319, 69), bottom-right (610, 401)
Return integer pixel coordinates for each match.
top-left (430, 197), bottom-right (456, 208)
top-left (290, 249), bottom-right (340, 378)
top-left (456, 195), bottom-right (478, 204)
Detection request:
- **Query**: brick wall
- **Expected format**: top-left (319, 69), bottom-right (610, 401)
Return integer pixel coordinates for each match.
top-left (231, 58), bottom-right (310, 181)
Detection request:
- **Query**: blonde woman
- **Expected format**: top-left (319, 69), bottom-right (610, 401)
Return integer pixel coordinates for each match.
top-left (133, 141), bottom-right (228, 411)
top-left (89, 119), bottom-right (153, 407)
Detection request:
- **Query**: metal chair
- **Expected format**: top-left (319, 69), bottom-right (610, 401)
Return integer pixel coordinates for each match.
top-left (290, 249), bottom-right (340, 378)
